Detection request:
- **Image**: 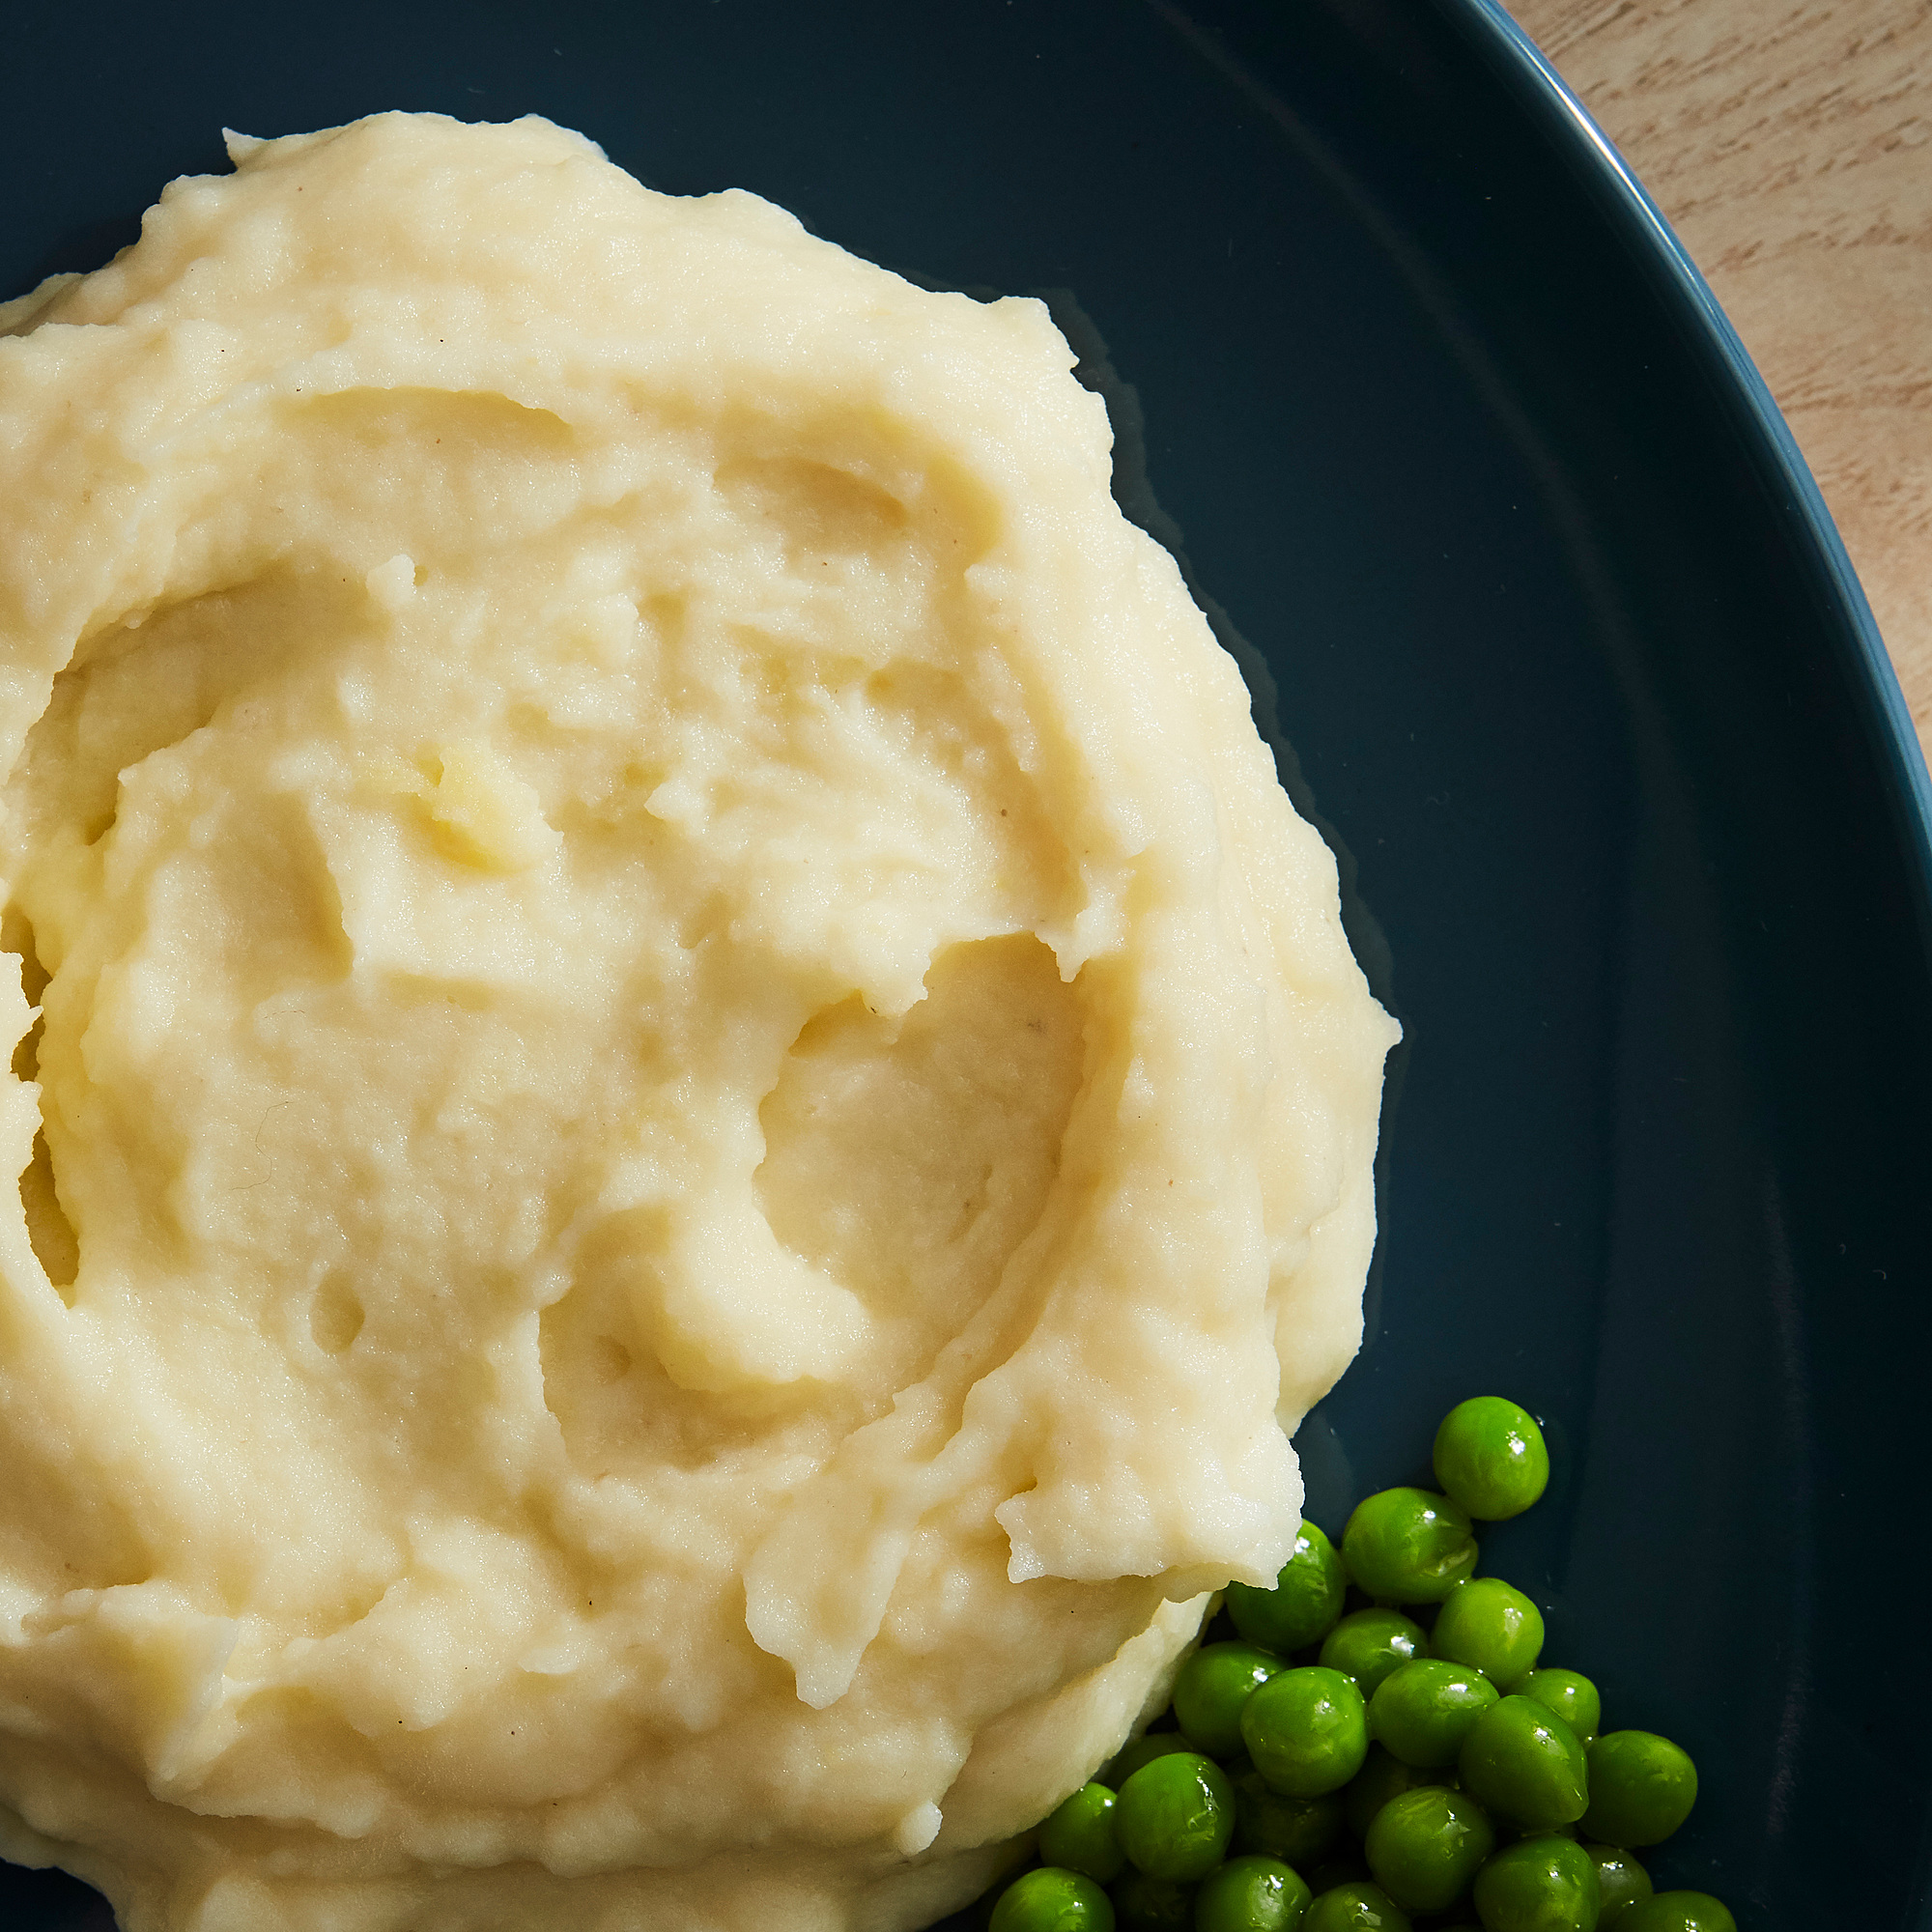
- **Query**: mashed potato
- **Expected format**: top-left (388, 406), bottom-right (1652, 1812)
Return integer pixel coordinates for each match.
top-left (0, 114), bottom-right (1399, 1931)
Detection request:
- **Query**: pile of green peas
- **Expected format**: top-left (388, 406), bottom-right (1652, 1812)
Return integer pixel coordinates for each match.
top-left (959, 1397), bottom-right (1733, 1932)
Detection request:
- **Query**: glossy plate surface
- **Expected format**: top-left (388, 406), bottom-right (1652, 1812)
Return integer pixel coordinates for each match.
top-left (5, 3), bottom-right (1932, 1926)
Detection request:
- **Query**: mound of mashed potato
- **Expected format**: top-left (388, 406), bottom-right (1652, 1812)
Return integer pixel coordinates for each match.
top-left (0, 114), bottom-right (1398, 1931)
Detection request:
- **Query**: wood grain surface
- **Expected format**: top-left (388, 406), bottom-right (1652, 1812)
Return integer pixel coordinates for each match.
top-left (1507, 0), bottom-right (1932, 770)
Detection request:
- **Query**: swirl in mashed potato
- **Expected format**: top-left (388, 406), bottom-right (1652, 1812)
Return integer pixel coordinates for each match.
top-left (0, 114), bottom-right (1399, 1931)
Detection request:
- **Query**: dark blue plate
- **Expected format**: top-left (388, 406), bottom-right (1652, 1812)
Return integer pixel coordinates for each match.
top-left (5, 3), bottom-right (1930, 1926)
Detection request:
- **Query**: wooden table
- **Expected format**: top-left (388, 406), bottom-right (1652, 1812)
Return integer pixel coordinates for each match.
top-left (1509, 0), bottom-right (1932, 770)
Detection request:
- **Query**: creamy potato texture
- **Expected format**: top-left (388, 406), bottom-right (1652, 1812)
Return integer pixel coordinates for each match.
top-left (0, 115), bottom-right (1399, 1930)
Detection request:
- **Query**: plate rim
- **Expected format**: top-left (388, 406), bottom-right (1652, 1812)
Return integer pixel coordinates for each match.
top-left (1438, 0), bottom-right (1932, 923)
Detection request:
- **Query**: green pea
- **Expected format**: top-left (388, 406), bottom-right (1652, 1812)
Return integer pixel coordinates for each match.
top-left (1175, 1643), bottom-right (1287, 1758)
top-left (1039, 1784), bottom-right (1126, 1885)
top-left (1368, 1659), bottom-right (1497, 1769)
top-left (1430, 1578), bottom-right (1544, 1690)
top-left (1579, 1733), bottom-right (1697, 1846)
top-left (1193, 1855), bottom-right (1313, 1932)
top-left (1340, 1745), bottom-right (1451, 1841)
top-left (1116, 1751), bottom-right (1236, 1882)
top-left (1106, 1734), bottom-right (1196, 1788)
top-left (1362, 1785), bottom-right (1494, 1915)
top-left (1318, 1610), bottom-right (1430, 1696)
top-left (1432, 1398), bottom-right (1549, 1520)
top-left (1516, 1669), bottom-right (1601, 1747)
top-left (990, 1867), bottom-right (1118, 1932)
top-left (1112, 1870), bottom-right (1196, 1932)
top-left (1240, 1667), bottom-right (1369, 1798)
top-left (1614, 1893), bottom-right (1735, 1932)
top-left (1470, 1834), bottom-right (1601, 1932)
top-left (1301, 1882), bottom-right (1412, 1932)
top-left (1227, 1521), bottom-right (1349, 1654)
top-left (1584, 1843), bottom-right (1653, 1926)
top-left (1341, 1490), bottom-right (1478, 1604)
top-left (1231, 1765), bottom-right (1343, 1867)
top-left (1457, 1696), bottom-right (1589, 1832)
